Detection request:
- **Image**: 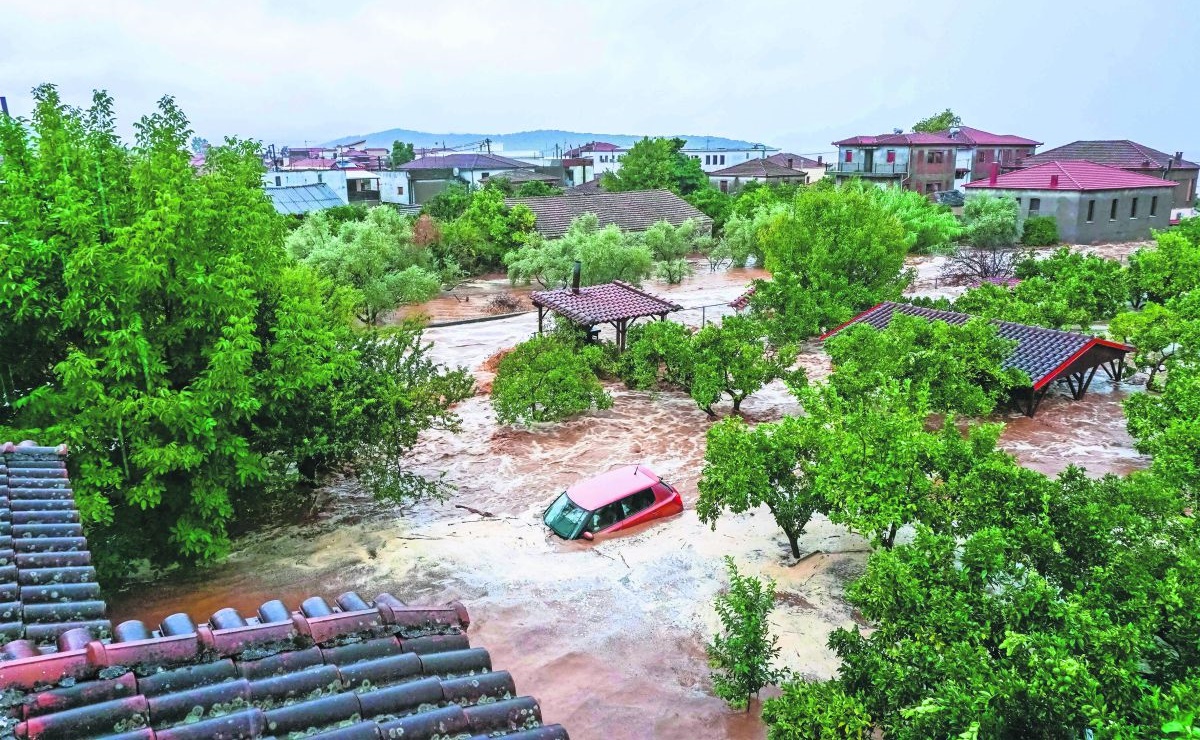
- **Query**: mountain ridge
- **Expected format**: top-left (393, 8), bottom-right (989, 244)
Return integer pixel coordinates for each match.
top-left (325, 128), bottom-right (769, 153)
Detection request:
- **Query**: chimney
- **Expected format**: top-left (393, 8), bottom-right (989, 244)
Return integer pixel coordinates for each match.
top-left (1176, 151), bottom-right (1184, 162)
top-left (787, 157), bottom-right (794, 169)
top-left (817, 155), bottom-right (823, 165)
top-left (988, 161), bottom-right (999, 186)
top-left (1049, 174), bottom-right (1059, 189)
top-left (571, 260), bottom-right (581, 294)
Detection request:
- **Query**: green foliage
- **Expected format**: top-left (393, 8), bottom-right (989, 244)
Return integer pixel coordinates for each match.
top-left (422, 181), bottom-right (472, 221)
top-left (753, 186), bottom-right (911, 339)
top-left (443, 186), bottom-right (536, 273)
top-left (1020, 215), bottom-right (1059, 246)
top-left (698, 415), bottom-right (822, 558)
top-left (1129, 229), bottom-right (1200, 305)
top-left (707, 557), bottom-right (781, 711)
top-left (620, 316), bottom-right (798, 417)
top-left (643, 219), bottom-right (702, 284)
top-left (762, 680), bottom-right (873, 739)
top-left (1126, 363), bottom-right (1200, 503)
top-left (601, 137), bottom-right (707, 195)
top-left (686, 185), bottom-right (734, 232)
top-left (0, 87), bottom-right (473, 576)
top-left (912, 108), bottom-right (961, 133)
top-left (505, 213), bottom-right (653, 288)
top-left (654, 258), bottom-right (692, 284)
top-left (390, 140), bottom-right (415, 168)
top-left (867, 184), bottom-right (962, 253)
top-left (514, 180), bottom-right (563, 197)
top-left (963, 195), bottom-right (1019, 249)
top-left (1109, 298), bottom-right (1200, 389)
top-left (490, 335), bottom-right (612, 425)
top-left (287, 207), bottom-right (441, 324)
top-left (825, 314), bottom-right (1027, 416)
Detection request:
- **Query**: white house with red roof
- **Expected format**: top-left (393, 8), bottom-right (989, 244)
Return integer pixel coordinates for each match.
top-left (832, 131), bottom-right (960, 194)
top-left (938, 125), bottom-right (1042, 189)
top-left (965, 160), bottom-right (1177, 243)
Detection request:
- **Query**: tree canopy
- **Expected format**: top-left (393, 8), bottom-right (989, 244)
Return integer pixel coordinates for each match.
top-left (600, 137), bottom-right (708, 195)
top-left (912, 108), bottom-right (962, 133)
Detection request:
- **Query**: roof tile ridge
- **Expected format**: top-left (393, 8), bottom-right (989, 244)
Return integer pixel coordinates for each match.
top-left (609, 280), bottom-right (683, 309)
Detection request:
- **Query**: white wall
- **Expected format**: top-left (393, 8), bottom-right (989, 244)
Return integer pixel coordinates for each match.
top-left (954, 148), bottom-right (975, 189)
top-left (684, 148), bottom-right (778, 173)
top-left (262, 169), bottom-right (348, 204)
top-left (378, 171), bottom-right (411, 205)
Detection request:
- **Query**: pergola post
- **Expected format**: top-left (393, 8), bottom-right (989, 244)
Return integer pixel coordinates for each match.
top-left (537, 305), bottom-right (545, 335)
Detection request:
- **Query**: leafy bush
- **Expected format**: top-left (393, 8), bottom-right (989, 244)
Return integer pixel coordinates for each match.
top-left (762, 680), bottom-right (872, 739)
top-left (707, 557), bottom-right (781, 711)
top-left (1021, 214), bottom-right (1059, 246)
top-left (869, 185), bottom-right (962, 253)
top-left (654, 257), bottom-right (692, 284)
top-left (963, 194), bottom-right (1019, 249)
top-left (514, 180), bottom-right (563, 197)
top-left (505, 213), bottom-right (653, 288)
top-left (422, 181), bottom-right (472, 220)
top-left (1129, 229), bottom-right (1200, 305)
top-left (490, 335), bottom-right (612, 425)
top-left (686, 186), bottom-right (734, 232)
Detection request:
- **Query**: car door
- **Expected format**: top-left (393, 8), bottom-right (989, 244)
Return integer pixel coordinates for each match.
top-left (608, 489), bottom-right (658, 532)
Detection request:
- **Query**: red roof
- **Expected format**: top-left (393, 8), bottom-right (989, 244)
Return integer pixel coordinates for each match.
top-left (1020, 140), bottom-right (1199, 171)
top-left (942, 125), bottom-right (1041, 147)
top-left (833, 132), bottom-right (958, 147)
top-left (284, 157), bottom-right (336, 169)
top-left (766, 152), bottom-right (824, 169)
top-left (567, 465), bottom-right (661, 510)
top-left (965, 160), bottom-right (1179, 191)
top-left (563, 141), bottom-right (624, 157)
top-left (708, 158), bottom-right (807, 178)
top-left (531, 280), bottom-right (681, 324)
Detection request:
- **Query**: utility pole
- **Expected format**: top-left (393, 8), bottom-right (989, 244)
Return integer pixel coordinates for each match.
top-left (0, 96), bottom-right (8, 116)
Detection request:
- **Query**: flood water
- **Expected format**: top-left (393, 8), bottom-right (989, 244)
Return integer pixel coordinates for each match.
top-left (106, 252), bottom-right (1148, 739)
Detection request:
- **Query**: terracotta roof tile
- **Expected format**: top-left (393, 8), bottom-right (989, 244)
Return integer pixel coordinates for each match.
top-left (940, 126), bottom-right (1041, 147)
top-left (708, 159), bottom-right (807, 178)
top-left (833, 132), bottom-right (959, 147)
top-left (964, 160), bottom-right (1179, 191)
top-left (507, 189), bottom-right (712, 238)
top-left (765, 153), bottom-right (825, 169)
top-left (1020, 140), bottom-right (1198, 170)
top-left (531, 281), bottom-right (681, 325)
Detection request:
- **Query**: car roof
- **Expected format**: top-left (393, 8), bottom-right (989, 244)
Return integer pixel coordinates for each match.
top-left (566, 465), bottom-right (660, 511)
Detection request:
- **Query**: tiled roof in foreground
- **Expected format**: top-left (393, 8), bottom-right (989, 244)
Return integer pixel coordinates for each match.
top-left (965, 160), bottom-right (1180, 192)
top-left (506, 189), bottom-right (712, 239)
top-left (820, 302), bottom-right (1132, 391)
top-left (0, 442), bottom-right (568, 740)
top-left (532, 281), bottom-right (681, 325)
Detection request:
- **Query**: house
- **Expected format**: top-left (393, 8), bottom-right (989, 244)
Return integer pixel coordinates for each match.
top-left (1018, 140), bottom-right (1198, 217)
top-left (263, 168), bottom-right (349, 204)
top-left (683, 145), bottom-right (780, 173)
top-left (832, 132), bottom-right (959, 194)
top-left (505, 189), bottom-right (713, 239)
top-left (766, 152), bottom-right (828, 183)
top-left (937, 125), bottom-right (1041, 189)
top-left (564, 141), bottom-right (626, 175)
top-left (964, 160), bottom-right (1177, 243)
top-left (398, 153), bottom-right (536, 204)
top-left (708, 158), bottom-right (809, 192)
top-left (0, 441), bottom-right (569, 740)
top-left (265, 183), bottom-right (345, 215)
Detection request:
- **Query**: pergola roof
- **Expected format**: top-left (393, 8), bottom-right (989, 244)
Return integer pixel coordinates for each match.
top-left (821, 302), bottom-right (1133, 391)
top-left (532, 281), bottom-right (681, 325)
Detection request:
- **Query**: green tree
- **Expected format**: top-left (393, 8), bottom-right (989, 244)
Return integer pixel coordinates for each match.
top-left (1126, 363), bottom-right (1200, 503)
top-left (869, 185), bottom-right (962, 253)
top-left (1129, 229), bottom-right (1200, 305)
top-left (690, 316), bottom-right (800, 416)
top-left (753, 186), bottom-right (910, 338)
top-left (287, 207), bottom-right (441, 324)
top-left (912, 108), bottom-right (961, 133)
top-left (514, 180), bottom-right (563, 197)
top-left (1020, 214), bottom-right (1059, 246)
top-left (490, 335), bottom-right (613, 425)
top-left (707, 557), bottom-right (782, 711)
top-left (825, 314), bottom-right (1026, 416)
top-left (504, 213), bottom-right (654, 288)
top-left (698, 415), bottom-right (822, 558)
top-left (601, 137), bottom-right (707, 194)
top-left (390, 140), bottom-right (415, 168)
top-left (686, 185), bottom-right (734, 232)
top-left (963, 194), bottom-right (1019, 249)
top-left (618, 320), bottom-right (696, 390)
top-left (422, 181), bottom-right (472, 220)
top-left (437, 186), bottom-right (537, 273)
top-left (762, 681), bottom-right (873, 739)
top-left (1109, 301), bottom-right (1194, 389)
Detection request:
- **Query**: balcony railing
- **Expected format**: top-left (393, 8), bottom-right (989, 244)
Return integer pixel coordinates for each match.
top-left (834, 162), bottom-right (908, 176)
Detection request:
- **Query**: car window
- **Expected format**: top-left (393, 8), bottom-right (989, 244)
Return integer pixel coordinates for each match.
top-left (589, 502), bottom-right (624, 532)
top-left (620, 489), bottom-right (656, 518)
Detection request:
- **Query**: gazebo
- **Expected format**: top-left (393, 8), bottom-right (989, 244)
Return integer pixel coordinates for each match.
top-left (531, 280), bottom-right (682, 351)
top-left (820, 302), bottom-right (1134, 416)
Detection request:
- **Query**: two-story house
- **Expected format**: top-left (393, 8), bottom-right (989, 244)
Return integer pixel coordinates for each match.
top-left (832, 132), bottom-right (958, 194)
top-left (938, 126), bottom-right (1041, 189)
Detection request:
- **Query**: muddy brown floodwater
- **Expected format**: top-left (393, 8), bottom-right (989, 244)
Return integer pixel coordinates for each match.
top-left (106, 253), bottom-right (1147, 739)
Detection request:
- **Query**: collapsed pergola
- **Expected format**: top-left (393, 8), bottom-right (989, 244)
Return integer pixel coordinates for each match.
top-left (531, 280), bottom-right (682, 351)
top-left (820, 301), bottom-right (1134, 416)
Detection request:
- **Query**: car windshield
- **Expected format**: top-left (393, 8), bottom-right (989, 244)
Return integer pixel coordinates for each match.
top-left (543, 492), bottom-right (591, 539)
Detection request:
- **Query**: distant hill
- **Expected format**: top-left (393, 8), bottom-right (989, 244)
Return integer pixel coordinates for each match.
top-left (325, 128), bottom-right (768, 153)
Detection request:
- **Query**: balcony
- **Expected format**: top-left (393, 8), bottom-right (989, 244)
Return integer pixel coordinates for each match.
top-left (833, 162), bottom-right (908, 177)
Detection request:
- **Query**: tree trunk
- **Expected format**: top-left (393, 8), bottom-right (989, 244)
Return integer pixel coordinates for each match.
top-left (882, 522), bottom-right (898, 549)
top-left (786, 529), bottom-right (801, 559)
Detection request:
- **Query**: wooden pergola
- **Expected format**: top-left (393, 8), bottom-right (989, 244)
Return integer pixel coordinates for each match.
top-left (821, 301), bottom-right (1134, 417)
top-left (531, 280), bottom-right (682, 351)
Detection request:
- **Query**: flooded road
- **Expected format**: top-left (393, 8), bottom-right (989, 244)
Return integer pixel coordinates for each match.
top-left (107, 252), bottom-right (1146, 739)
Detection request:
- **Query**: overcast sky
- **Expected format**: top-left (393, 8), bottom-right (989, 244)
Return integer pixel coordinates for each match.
top-left (3, 0), bottom-right (1198, 158)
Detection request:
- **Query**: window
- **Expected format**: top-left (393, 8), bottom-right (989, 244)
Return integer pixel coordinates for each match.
top-left (845, 150), bottom-right (853, 163)
top-left (1086, 199), bottom-right (1096, 222)
top-left (1015, 197), bottom-right (1021, 207)
top-left (925, 182), bottom-right (937, 193)
top-left (619, 489), bottom-right (657, 519)
top-left (588, 502), bottom-right (625, 533)
top-left (1110, 199), bottom-right (1119, 221)
top-left (719, 155), bottom-right (726, 165)
top-left (317, 173), bottom-right (323, 183)
top-left (274, 176), bottom-right (281, 186)
top-left (705, 155), bottom-right (711, 165)
top-left (1028, 197), bottom-right (1041, 216)
top-left (926, 150), bottom-right (944, 164)
top-left (1130, 197), bottom-right (1138, 218)
top-left (719, 180), bottom-right (728, 193)
top-left (1150, 195), bottom-right (1158, 217)
top-left (480, 172), bottom-right (489, 179)
top-left (886, 150), bottom-right (896, 163)
top-left (397, 186), bottom-right (404, 195)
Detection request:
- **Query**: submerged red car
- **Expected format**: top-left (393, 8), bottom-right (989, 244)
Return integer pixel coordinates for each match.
top-left (543, 465), bottom-right (684, 540)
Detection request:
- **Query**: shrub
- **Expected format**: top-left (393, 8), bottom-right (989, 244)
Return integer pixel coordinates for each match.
top-left (1021, 215), bottom-right (1060, 246)
top-left (762, 680), bottom-right (873, 739)
top-left (963, 195), bottom-right (1019, 249)
top-left (707, 557), bottom-right (781, 711)
top-left (490, 335), bottom-right (612, 424)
